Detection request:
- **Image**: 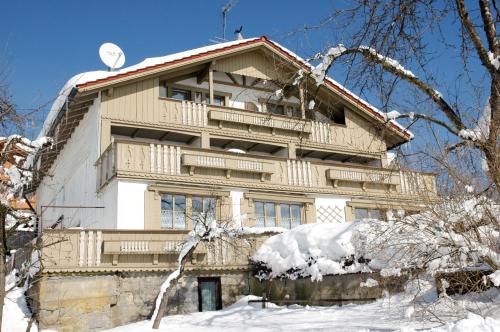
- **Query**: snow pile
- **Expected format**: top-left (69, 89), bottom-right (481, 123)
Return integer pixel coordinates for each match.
top-left (385, 110), bottom-right (401, 120)
top-left (3, 270), bottom-right (37, 332)
top-left (425, 313), bottom-right (500, 332)
top-left (253, 196), bottom-right (499, 281)
top-left (252, 222), bottom-right (370, 281)
top-left (360, 278), bottom-right (379, 288)
top-left (488, 51), bottom-right (500, 70)
top-left (489, 270), bottom-right (500, 287)
top-left (458, 101), bottom-right (491, 142)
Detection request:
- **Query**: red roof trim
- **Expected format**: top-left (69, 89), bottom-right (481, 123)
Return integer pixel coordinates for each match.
top-left (77, 35), bottom-right (410, 140)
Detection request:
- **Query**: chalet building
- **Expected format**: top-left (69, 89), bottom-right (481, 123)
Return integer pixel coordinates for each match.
top-left (29, 36), bottom-right (437, 331)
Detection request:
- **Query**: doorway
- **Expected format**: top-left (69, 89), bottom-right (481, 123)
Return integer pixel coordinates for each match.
top-left (197, 277), bottom-right (222, 312)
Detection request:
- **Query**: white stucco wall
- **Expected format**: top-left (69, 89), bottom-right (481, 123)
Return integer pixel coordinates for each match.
top-left (314, 196), bottom-right (350, 223)
top-left (36, 94), bottom-right (119, 229)
top-left (116, 180), bottom-right (148, 229)
top-left (230, 190), bottom-right (245, 226)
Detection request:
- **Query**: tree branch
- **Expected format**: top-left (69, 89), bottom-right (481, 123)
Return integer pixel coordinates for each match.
top-left (479, 0), bottom-right (500, 54)
top-left (455, 0), bottom-right (498, 73)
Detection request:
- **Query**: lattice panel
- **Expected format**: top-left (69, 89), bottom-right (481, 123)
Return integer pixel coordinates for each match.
top-left (317, 205), bottom-right (344, 223)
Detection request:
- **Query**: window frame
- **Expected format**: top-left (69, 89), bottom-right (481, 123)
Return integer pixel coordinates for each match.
top-left (160, 194), bottom-right (187, 229)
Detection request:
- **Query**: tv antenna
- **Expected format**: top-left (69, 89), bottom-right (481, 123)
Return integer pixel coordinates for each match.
top-left (99, 42), bottom-right (125, 71)
top-left (222, 0), bottom-right (239, 40)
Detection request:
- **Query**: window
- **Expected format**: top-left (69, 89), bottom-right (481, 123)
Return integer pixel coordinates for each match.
top-left (280, 203), bottom-right (302, 229)
top-left (285, 106), bottom-right (302, 118)
top-left (192, 196), bottom-right (216, 231)
top-left (161, 194), bottom-right (186, 229)
top-left (171, 89), bottom-right (191, 101)
top-left (354, 208), bottom-right (383, 221)
top-left (194, 91), bottom-right (204, 103)
top-left (255, 201), bottom-right (276, 227)
top-left (266, 103), bottom-right (285, 115)
top-left (205, 94), bottom-right (225, 106)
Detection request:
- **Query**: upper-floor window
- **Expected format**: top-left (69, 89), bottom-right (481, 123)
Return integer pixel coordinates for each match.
top-left (266, 103), bottom-right (285, 116)
top-left (280, 203), bottom-right (302, 229)
top-left (161, 194), bottom-right (186, 229)
top-left (266, 103), bottom-right (301, 118)
top-left (171, 89), bottom-right (191, 101)
top-left (255, 201), bottom-right (276, 227)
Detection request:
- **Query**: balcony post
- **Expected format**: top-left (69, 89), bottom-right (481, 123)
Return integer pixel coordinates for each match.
top-left (299, 84), bottom-right (306, 119)
top-left (209, 62), bottom-right (215, 105)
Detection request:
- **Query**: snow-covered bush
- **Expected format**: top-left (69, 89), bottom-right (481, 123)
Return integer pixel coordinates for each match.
top-left (252, 196), bottom-right (499, 284)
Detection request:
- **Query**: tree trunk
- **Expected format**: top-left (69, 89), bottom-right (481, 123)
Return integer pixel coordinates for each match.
top-left (0, 205), bottom-right (8, 332)
top-left (152, 244), bottom-right (198, 329)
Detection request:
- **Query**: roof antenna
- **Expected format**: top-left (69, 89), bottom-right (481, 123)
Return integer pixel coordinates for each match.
top-left (222, 0), bottom-right (239, 40)
top-left (234, 26), bottom-right (243, 40)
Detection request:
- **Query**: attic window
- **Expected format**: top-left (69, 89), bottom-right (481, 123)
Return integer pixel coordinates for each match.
top-left (171, 89), bottom-right (191, 101)
top-left (318, 102), bottom-right (346, 125)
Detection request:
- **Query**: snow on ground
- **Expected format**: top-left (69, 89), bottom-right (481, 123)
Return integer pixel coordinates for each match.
top-left (105, 283), bottom-right (500, 332)
top-left (2, 270), bottom-right (37, 332)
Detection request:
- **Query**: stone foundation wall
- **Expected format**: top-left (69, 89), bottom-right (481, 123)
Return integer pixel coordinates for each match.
top-left (29, 270), bottom-right (251, 332)
top-left (250, 272), bottom-right (408, 305)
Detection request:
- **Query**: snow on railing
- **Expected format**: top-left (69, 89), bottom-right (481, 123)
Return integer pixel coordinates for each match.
top-left (181, 100), bottom-right (207, 127)
top-left (149, 144), bottom-right (181, 175)
top-left (310, 121), bottom-right (331, 144)
top-left (287, 159), bottom-right (313, 187)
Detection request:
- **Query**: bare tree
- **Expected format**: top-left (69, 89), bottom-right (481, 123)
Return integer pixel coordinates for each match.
top-left (0, 80), bottom-right (51, 331)
top-left (291, 0), bottom-right (499, 195)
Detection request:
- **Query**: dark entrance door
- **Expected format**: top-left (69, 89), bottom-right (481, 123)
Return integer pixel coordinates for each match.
top-left (197, 277), bottom-right (222, 312)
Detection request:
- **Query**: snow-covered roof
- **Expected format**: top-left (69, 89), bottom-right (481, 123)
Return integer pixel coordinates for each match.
top-left (39, 36), bottom-right (412, 140)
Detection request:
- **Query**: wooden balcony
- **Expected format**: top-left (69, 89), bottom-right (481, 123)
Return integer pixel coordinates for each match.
top-left (40, 229), bottom-right (263, 273)
top-left (104, 97), bottom-right (380, 153)
top-left (97, 140), bottom-right (437, 198)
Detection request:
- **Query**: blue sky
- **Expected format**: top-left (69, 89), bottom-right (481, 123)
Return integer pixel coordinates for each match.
top-left (0, 0), bottom-right (487, 147)
top-left (1, 1), bottom-right (335, 131)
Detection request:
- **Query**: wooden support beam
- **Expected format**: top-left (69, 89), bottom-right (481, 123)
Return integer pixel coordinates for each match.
top-left (247, 142), bottom-right (260, 151)
top-left (250, 78), bottom-right (262, 87)
top-left (222, 140), bottom-right (234, 149)
top-left (158, 132), bottom-right (169, 141)
top-left (130, 128), bottom-right (140, 138)
top-left (197, 63), bottom-right (211, 84)
top-left (225, 72), bottom-right (239, 85)
top-left (270, 146), bottom-right (283, 155)
top-left (301, 150), bottom-right (315, 158)
top-left (209, 67), bottom-right (214, 104)
top-left (322, 153), bottom-right (335, 161)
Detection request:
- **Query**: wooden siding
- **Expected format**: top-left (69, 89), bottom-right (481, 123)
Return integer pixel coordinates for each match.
top-left (101, 88), bottom-right (387, 156)
top-left (40, 229), bottom-right (266, 273)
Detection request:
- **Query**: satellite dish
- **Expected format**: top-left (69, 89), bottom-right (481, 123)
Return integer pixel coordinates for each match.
top-left (99, 43), bottom-right (125, 71)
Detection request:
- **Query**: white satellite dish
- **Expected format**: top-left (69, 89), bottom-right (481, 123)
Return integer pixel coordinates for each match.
top-left (99, 42), bottom-right (125, 71)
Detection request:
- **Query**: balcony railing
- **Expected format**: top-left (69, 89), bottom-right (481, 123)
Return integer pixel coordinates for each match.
top-left (40, 229), bottom-right (263, 273)
top-left (97, 140), bottom-right (437, 197)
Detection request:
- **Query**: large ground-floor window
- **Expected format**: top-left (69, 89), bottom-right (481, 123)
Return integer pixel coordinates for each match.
top-left (192, 196), bottom-right (217, 230)
top-left (354, 207), bottom-right (383, 221)
top-left (254, 201), bottom-right (303, 228)
top-left (160, 193), bottom-right (218, 230)
top-left (161, 194), bottom-right (186, 229)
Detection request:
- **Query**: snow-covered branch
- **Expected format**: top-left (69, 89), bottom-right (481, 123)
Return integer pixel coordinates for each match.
top-left (308, 44), bottom-right (465, 132)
